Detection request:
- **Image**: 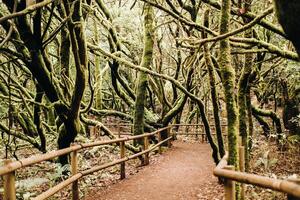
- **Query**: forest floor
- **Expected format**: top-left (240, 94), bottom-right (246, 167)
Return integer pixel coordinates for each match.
top-left (247, 133), bottom-right (300, 199)
top-left (85, 141), bottom-right (224, 200)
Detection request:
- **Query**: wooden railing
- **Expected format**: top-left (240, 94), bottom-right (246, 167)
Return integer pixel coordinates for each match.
top-left (102, 123), bottom-right (228, 141)
top-left (172, 124), bottom-right (227, 143)
top-left (0, 126), bottom-right (173, 200)
top-left (103, 123), bottom-right (133, 136)
top-left (214, 147), bottom-right (300, 200)
top-left (4, 123), bottom-right (295, 200)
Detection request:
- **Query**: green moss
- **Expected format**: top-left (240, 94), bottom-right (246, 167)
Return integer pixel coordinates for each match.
top-left (219, 0), bottom-right (239, 169)
top-left (133, 4), bottom-right (154, 142)
top-left (238, 28), bottom-right (254, 172)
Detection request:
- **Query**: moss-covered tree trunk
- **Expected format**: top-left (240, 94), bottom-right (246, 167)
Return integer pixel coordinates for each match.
top-left (238, 0), bottom-right (253, 172)
top-left (281, 81), bottom-right (300, 134)
top-left (58, 0), bottom-right (88, 165)
top-left (219, 0), bottom-right (239, 168)
top-left (197, 101), bottom-right (220, 164)
top-left (57, 4), bottom-right (71, 102)
top-left (94, 17), bottom-right (102, 110)
top-left (251, 105), bottom-right (282, 136)
top-left (253, 112), bottom-right (270, 137)
top-left (161, 68), bottom-right (193, 126)
top-left (33, 84), bottom-right (46, 153)
top-left (203, 9), bottom-right (225, 159)
top-left (1, 0), bottom-right (88, 165)
top-left (133, 4), bottom-right (154, 143)
top-left (246, 86), bottom-right (254, 150)
top-left (238, 42), bottom-right (252, 171)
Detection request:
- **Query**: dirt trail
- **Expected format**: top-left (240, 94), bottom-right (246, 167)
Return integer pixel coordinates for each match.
top-left (85, 141), bottom-right (224, 200)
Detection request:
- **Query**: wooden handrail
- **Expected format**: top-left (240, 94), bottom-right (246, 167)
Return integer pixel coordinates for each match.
top-left (175, 132), bottom-right (227, 136)
top-left (32, 136), bottom-right (173, 200)
top-left (103, 123), bottom-right (133, 126)
top-left (0, 126), bottom-right (173, 200)
top-left (81, 136), bottom-right (172, 176)
top-left (32, 173), bottom-right (83, 200)
top-left (1, 123), bottom-right (232, 200)
top-left (0, 127), bottom-right (169, 176)
top-left (0, 145), bottom-right (82, 176)
top-left (103, 123), bottom-right (229, 127)
top-left (172, 124), bottom-right (228, 126)
top-left (214, 153), bottom-right (300, 198)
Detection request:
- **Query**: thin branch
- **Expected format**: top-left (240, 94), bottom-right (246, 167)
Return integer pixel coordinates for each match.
top-left (137, 0), bottom-right (217, 36)
top-left (193, 7), bottom-right (273, 46)
top-left (201, 0), bottom-right (286, 38)
top-left (0, 0), bottom-right (55, 24)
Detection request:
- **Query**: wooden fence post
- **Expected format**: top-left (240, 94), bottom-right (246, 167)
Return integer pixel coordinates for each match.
top-left (3, 159), bottom-right (16, 200)
top-left (224, 165), bottom-right (236, 200)
top-left (144, 136), bottom-right (149, 165)
top-left (167, 127), bottom-right (172, 148)
top-left (170, 126), bottom-right (175, 140)
top-left (172, 125), bottom-right (177, 140)
top-left (117, 123), bottom-right (121, 138)
top-left (71, 144), bottom-right (79, 200)
top-left (239, 146), bottom-right (245, 200)
top-left (93, 124), bottom-right (96, 138)
top-left (287, 178), bottom-right (300, 200)
top-left (185, 126), bottom-right (190, 135)
top-left (158, 131), bottom-right (162, 154)
top-left (120, 141), bottom-right (126, 179)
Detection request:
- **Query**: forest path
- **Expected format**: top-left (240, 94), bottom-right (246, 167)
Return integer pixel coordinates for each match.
top-left (85, 141), bottom-right (224, 200)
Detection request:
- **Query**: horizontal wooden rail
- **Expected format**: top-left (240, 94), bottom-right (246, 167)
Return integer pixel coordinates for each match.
top-left (103, 123), bottom-right (133, 126)
top-left (214, 153), bottom-right (300, 199)
top-left (172, 124), bottom-right (228, 127)
top-left (0, 126), bottom-right (173, 200)
top-left (0, 127), bottom-right (169, 176)
top-left (104, 123), bottom-right (229, 127)
top-left (1, 123), bottom-right (234, 199)
top-left (81, 136), bottom-right (172, 176)
top-left (33, 135), bottom-right (173, 200)
top-left (0, 145), bottom-right (82, 176)
top-left (32, 173), bottom-right (83, 200)
top-left (175, 132), bottom-right (227, 136)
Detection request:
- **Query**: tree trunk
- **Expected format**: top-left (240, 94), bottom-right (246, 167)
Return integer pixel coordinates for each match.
top-left (58, 0), bottom-right (88, 165)
top-left (133, 3), bottom-right (154, 145)
top-left (219, 0), bottom-right (239, 168)
top-left (237, 0), bottom-right (253, 172)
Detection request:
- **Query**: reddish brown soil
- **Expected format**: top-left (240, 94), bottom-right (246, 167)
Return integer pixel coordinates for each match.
top-left (85, 141), bottom-right (224, 200)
